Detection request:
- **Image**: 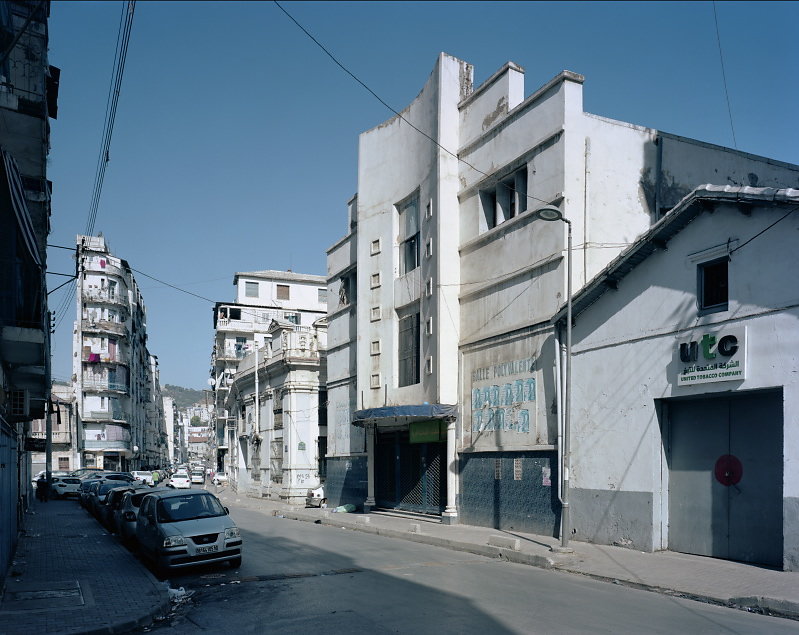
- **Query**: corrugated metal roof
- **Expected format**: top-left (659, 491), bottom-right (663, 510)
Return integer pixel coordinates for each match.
top-left (553, 185), bottom-right (799, 325)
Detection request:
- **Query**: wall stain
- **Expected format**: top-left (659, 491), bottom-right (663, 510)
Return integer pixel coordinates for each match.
top-left (482, 96), bottom-right (507, 132)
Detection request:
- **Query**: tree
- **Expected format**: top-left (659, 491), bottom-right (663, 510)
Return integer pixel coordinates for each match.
top-left (190, 415), bottom-right (201, 427)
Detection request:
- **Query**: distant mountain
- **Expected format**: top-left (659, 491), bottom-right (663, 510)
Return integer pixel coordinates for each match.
top-left (162, 384), bottom-right (208, 410)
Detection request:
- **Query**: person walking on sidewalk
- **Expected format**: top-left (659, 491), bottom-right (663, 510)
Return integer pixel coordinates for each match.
top-left (35, 474), bottom-right (49, 502)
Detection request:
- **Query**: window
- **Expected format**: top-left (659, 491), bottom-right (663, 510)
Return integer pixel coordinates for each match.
top-left (425, 317), bottom-right (433, 336)
top-left (398, 310), bottom-right (420, 387)
top-left (398, 195), bottom-right (420, 274)
top-left (698, 258), bottom-right (728, 313)
top-left (284, 312), bottom-right (299, 324)
top-left (370, 238), bottom-right (381, 255)
top-left (245, 281), bottom-right (259, 298)
top-left (425, 200), bottom-right (433, 219)
top-left (425, 356), bottom-right (433, 375)
top-left (370, 306), bottom-right (381, 322)
top-left (229, 308), bottom-right (242, 320)
top-left (425, 278), bottom-right (433, 297)
top-left (338, 270), bottom-right (356, 307)
top-left (370, 272), bottom-right (381, 289)
top-left (370, 373), bottom-right (382, 389)
top-left (276, 284), bottom-right (290, 300)
top-left (425, 239), bottom-right (433, 258)
top-left (370, 340), bottom-right (381, 355)
top-left (318, 288), bottom-right (328, 304)
top-left (58, 457), bottom-right (70, 470)
top-left (481, 166), bottom-right (528, 230)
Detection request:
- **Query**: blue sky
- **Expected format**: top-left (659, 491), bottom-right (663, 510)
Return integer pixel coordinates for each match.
top-left (45, 1), bottom-right (799, 389)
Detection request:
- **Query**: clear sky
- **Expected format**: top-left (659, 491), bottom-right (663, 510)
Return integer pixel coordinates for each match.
top-left (45, 1), bottom-right (799, 389)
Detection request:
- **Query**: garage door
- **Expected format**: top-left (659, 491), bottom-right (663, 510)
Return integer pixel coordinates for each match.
top-left (667, 391), bottom-right (783, 566)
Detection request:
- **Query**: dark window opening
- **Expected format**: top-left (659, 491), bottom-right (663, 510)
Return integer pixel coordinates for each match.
top-left (698, 258), bottom-right (728, 313)
top-left (399, 195), bottom-right (420, 275)
top-left (398, 311), bottom-right (420, 387)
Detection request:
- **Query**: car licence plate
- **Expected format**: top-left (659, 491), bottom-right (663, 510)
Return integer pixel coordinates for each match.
top-left (196, 545), bottom-right (218, 554)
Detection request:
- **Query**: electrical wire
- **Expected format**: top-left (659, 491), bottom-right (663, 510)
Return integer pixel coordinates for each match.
top-left (729, 205), bottom-right (798, 255)
top-left (272, 1), bottom-right (553, 209)
top-left (712, 1), bottom-right (737, 149)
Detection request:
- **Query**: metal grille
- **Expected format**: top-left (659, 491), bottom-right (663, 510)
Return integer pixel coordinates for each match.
top-left (375, 431), bottom-right (445, 515)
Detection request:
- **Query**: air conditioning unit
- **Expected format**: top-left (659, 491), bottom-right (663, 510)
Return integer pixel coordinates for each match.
top-left (9, 390), bottom-right (30, 418)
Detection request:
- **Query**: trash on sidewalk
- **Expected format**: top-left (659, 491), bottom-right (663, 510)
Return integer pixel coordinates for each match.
top-left (331, 504), bottom-right (356, 513)
top-left (167, 586), bottom-right (195, 604)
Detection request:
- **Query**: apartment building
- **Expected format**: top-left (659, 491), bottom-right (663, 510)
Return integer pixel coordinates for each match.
top-left (0, 0), bottom-right (58, 576)
top-left (326, 53), bottom-right (799, 564)
top-left (73, 235), bottom-right (167, 471)
top-left (210, 270), bottom-right (327, 499)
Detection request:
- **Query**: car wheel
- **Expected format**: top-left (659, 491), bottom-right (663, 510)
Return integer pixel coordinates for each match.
top-left (229, 556), bottom-right (242, 569)
top-left (319, 498), bottom-right (327, 508)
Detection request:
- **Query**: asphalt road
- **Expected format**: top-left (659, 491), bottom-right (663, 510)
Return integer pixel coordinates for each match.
top-left (140, 497), bottom-right (799, 634)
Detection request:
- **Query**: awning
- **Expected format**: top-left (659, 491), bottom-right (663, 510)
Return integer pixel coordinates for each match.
top-left (1, 147), bottom-right (41, 267)
top-left (352, 403), bottom-right (457, 427)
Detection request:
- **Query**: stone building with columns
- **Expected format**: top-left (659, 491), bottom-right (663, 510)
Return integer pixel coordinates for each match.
top-left (325, 53), bottom-right (799, 544)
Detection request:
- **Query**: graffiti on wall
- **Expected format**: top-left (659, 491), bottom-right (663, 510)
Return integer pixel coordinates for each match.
top-left (470, 357), bottom-right (536, 434)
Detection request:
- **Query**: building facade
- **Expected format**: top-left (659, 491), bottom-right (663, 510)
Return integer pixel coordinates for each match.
top-left (556, 185), bottom-right (799, 570)
top-left (29, 383), bottom-right (78, 474)
top-left (326, 53), bottom-right (799, 559)
top-left (0, 0), bottom-right (57, 576)
top-left (210, 270), bottom-right (327, 500)
top-left (72, 235), bottom-right (167, 471)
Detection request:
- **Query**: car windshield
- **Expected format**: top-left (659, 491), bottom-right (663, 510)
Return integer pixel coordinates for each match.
top-left (156, 494), bottom-right (226, 523)
top-left (99, 482), bottom-right (122, 495)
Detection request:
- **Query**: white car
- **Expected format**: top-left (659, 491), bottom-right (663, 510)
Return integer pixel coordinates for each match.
top-left (305, 485), bottom-right (326, 508)
top-left (169, 471), bottom-right (191, 489)
top-left (132, 471), bottom-right (154, 486)
top-left (190, 470), bottom-right (205, 485)
top-left (211, 472), bottom-right (228, 485)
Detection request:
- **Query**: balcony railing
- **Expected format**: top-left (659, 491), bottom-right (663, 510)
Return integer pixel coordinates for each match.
top-left (81, 319), bottom-right (127, 337)
top-left (215, 348), bottom-right (246, 361)
top-left (85, 410), bottom-right (127, 422)
top-left (216, 317), bottom-right (254, 332)
top-left (30, 430), bottom-right (71, 443)
top-left (83, 440), bottom-right (130, 450)
top-left (82, 353), bottom-right (127, 365)
top-left (81, 289), bottom-right (128, 308)
top-left (82, 379), bottom-right (129, 393)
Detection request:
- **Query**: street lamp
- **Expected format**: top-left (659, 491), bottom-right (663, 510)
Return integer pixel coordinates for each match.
top-left (533, 206), bottom-right (574, 553)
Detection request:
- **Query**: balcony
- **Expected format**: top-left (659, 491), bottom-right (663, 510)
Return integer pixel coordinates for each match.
top-left (30, 430), bottom-right (71, 444)
top-left (84, 410), bottom-right (127, 423)
top-left (81, 289), bottom-right (128, 309)
top-left (83, 440), bottom-right (131, 451)
top-left (216, 317), bottom-right (254, 333)
top-left (215, 348), bottom-right (246, 362)
top-left (82, 353), bottom-right (128, 366)
top-left (82, 379), bottom-right (129, 393)
top-left (81, 319), bottom-right (127, 337)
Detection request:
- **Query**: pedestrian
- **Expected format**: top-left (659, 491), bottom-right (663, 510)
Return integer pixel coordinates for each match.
top-left (152, 469), bottom-right (160, 486)
top-left (36, 474), bottom-right (49, 503)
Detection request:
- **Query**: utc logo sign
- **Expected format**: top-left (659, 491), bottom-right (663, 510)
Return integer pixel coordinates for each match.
top-left (676, 327), bottom-right (746, 386)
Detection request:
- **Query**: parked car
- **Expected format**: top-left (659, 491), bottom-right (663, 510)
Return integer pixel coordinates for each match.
top-left (115, 487), bottom-right (173, 545)
top-left (50, 476), bottom-right (83, 499)
top-left (211, 472), bottom-right (228, 485)
top-left (70, 467), bottom-right (105, 479)
top-left (132, 471), bottom-right (154, 486)
top-left (169, 471), bottom-right (191, 489)
top-left (190, 470), bottom-right (205, 485)
top-left (79, 478), bottom-right (106, 508)
top-left (305, 485), bottom-right (326, 508)
top-left (98, 484), bottom-right (147, 530)
top-left (89, 480), bottom-right (134, 518)
top-left (135, 489), bottom-right (242, 575)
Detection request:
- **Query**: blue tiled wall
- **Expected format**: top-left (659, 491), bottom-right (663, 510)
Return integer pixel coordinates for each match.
top-left (459, 451), bottom-right (560, 536)
top-left (324, 455), bottom-right (368, 509)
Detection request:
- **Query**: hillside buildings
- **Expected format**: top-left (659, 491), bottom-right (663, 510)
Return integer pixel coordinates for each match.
top-left (0, 1), bottom-right (58, 576)
top-left (73, 235), bottom-right (167, 471)
top-left (326, 53), bottom-right (799, 568)
top-left (210, 270), bottom-right (327, 501)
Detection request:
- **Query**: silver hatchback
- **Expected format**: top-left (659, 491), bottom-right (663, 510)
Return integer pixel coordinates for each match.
top-left (135, 490), bottom-right (242, 575)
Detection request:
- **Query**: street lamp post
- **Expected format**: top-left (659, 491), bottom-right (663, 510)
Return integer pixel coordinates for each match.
top-left (533, 206), bottom-right (574, 553)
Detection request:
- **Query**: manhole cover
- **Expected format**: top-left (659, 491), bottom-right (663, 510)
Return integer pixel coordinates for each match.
top-left (12, 589), bottom-right (81, 601)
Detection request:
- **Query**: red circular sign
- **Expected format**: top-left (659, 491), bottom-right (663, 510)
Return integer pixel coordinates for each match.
top-left (714, 454), bottom-right (743, 486)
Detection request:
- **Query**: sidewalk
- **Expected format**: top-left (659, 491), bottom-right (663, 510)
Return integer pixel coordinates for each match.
top-left (213, 486), bottom-right (799, 622)
top-left (0, 498), bottom-right (169, 635)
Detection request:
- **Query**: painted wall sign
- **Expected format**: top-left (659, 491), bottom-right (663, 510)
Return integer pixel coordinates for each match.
top-left (675, 327), bottom-right (746, 386)
top-left (470, 357), bottom-right (536, 434)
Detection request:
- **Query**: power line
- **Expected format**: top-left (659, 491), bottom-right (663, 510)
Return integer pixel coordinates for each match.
top-left (272, 1), bottom-right (553, 209)
top-left (712, 1), bottom-right (737, 149)
top-left (729, 205), bottom-right (798, 255)
top-left (85, 0), bottom-right (136, 236)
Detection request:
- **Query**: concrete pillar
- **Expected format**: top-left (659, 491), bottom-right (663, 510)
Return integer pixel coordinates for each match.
top-left (364, 424), bottom-right (376, 511)
top-left (442, 418), bottom-right (459, 524)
